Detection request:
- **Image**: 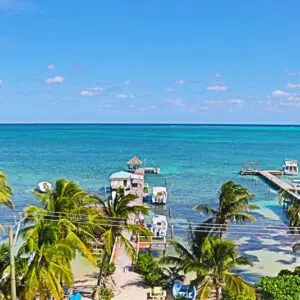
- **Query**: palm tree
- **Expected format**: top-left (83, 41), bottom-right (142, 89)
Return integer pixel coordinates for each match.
top-left (0, 172), bottom-right (14, 232)
top-left (194, 181), bottom-right (258, 236)
top-left (24, 178), bottom-right (101, 264)
top-left (95, 190), bottom-right (150, 292)
top-left (162, 266), bottom-right (186, 288)
top-left (19, 220), bottom-right (74, 299)
top-left (162, 234), bottom-right (255, 300)
top-left (0, 243), bottom-right (10, 299)
top-left (20, 179), bottom-right (103, 298)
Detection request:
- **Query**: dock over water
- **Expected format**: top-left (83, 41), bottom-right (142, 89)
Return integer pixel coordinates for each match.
top-left (240, 169), bottom-right (300, 202)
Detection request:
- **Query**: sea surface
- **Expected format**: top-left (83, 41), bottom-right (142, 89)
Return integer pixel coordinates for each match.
top-left (1, 124), bottom-right (300, 281)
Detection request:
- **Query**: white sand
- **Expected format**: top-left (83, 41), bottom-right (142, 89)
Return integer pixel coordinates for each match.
top-left (72, 255), bottom-right (98, 299)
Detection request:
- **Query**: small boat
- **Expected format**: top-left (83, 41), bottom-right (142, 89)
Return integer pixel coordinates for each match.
top-left (292, 179), bottom-right (300, 183)
top-left (151, 215), bottom-right (168, 238)
top-left (152, 186), bottom-right (167, 204)
top-left (283, 160), bottom-right (298, 176)
top-left (172, 280), bottom-right (196, 300)
top-left (37, 181), bottom-right (51, 193)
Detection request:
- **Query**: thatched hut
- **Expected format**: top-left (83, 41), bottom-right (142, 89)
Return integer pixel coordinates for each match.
top-left (127, 156), bottom-right (143, 170)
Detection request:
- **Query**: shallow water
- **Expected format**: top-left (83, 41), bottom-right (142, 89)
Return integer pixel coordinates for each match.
top-left (1, 124), bottom-right (300, 281)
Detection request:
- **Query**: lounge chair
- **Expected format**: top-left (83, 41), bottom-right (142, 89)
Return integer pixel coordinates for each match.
top-left (148, 286), bottom-right (167, 300)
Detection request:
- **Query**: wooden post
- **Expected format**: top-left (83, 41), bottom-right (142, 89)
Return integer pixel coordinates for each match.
top-left (9, 226), bottom-right (17, 300)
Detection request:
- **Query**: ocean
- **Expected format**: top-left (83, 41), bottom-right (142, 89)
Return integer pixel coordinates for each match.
top-left (1, 124), bottom-right (300, 281)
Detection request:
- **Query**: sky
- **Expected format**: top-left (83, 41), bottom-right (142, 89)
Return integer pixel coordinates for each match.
top-left (1, 0), bottom-right (300, 124)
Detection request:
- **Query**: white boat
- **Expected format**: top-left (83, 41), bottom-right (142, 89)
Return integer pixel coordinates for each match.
top-left (152, 186), bottom-right (167, 204)
top-left (151, 215), bottom-right (168, 238)
top-left (283, 160), bottom-right (298, 176)
top-left (37, 181), bottom-right (51, 193)
top-left (292, 179), bottom-right (300, 183)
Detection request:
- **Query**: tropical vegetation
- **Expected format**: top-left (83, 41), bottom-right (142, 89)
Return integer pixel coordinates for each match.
top-left (161, 227), bottom-right (256, 300)
top-left (255, 274), bottom-right (300, 300)
top-left (194, 181), bottom-right (259, 236)
top-left (95, 189), bottom-right (150, 294)
top-left (0, 172), bottom-right (14, 232)
top-left (3, 174), bottom-right (300, 300)
top-left (135, 252), bottom-right (168, 288)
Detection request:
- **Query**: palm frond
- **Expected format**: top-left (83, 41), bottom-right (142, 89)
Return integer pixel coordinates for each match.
top-left (227, 212), bottom-right (256, 223)
top-left (196, 277), bottom-right (212, 300)
top-left (224, 272), bottom-right (256, 300)
top-left (193, 205), bottom-right (218, 216)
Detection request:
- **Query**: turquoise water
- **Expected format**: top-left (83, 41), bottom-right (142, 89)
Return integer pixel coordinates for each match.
top-left (1, 124), bottom-right (300, 280)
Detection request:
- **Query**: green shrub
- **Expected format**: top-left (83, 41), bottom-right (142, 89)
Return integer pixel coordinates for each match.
top-left (135, 252), bottom-right (158, 275)
top-left (97, 287), bottom-right (115, 300)
top-left (255, 275), bottom-right (300, 300)
top-left (223, 290), bottom-right (254, 300)
top-left (135, 252), bottom-right (167, 288)
top-left (97, 261), bottom-right (116, 277)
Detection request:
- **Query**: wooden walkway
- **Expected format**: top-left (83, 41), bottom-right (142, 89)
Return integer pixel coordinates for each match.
top-left (240, 169), bottom-right (300, 202)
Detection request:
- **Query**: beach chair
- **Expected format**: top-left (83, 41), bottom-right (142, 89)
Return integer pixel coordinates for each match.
top-left (148, 286), bottom-right (167, 300)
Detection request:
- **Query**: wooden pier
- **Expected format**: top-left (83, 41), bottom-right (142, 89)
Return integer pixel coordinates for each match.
top-left (240, 169), bottom-right (300, 202)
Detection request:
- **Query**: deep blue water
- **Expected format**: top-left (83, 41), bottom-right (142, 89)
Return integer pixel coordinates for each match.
top-left (1, 124), bottom-right (300, 279)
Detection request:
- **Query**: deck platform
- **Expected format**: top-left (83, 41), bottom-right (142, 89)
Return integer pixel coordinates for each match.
top-left (240, 169), bottom-right (300, 202)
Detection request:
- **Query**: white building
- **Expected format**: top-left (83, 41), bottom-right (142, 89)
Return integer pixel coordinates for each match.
top-left (109, 171), bottom-right (144, 195)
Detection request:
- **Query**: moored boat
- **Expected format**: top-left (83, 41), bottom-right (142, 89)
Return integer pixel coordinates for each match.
top-left (37, 181), bottom-right (51, 193)
top-left (152, 186), bottom-right (167, 204)
top-left (283, 160), bottom-right (298, 176)
top-left (151, 214), bottom-right (168, 238)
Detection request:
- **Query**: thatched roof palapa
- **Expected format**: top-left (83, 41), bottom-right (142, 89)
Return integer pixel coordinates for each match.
top-left (127, 156), bottom-right (143, 165)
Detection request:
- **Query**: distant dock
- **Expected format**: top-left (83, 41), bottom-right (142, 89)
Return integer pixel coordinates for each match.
top-left (240, 168), bottom-right (300, 202)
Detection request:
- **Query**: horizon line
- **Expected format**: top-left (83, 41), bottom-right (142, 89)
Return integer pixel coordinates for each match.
top-left (1, 122), bottom-right (300, 126)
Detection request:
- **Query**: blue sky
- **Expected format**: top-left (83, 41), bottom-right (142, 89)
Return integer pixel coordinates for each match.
top-left (1, 0), bottom-right (300, 123)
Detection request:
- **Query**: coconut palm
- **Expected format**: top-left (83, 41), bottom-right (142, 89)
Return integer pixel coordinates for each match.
top-left (95, 189), bottom-right (150, 291)
top-left (194, 181), bottom-right (258, 235)
top-left (0, 243), bottom-right (10, 299)
top-left (0, 172), bottom-right (14, 232)
top-left (162, 235), bottom-right (255, 300)
top-left (162, 266), bottom-right (186, 288)
top-left (19, 219), bottom-right (74, 299)
top-left (24, 179), bottom-right (101, 264)
top-left (0, 172), bottom-right (13, 209)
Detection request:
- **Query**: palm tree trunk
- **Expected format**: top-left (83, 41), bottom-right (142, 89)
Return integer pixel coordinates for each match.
top-left (215, 286), bottom-right (222, 300)
top-left (94, 251), bottom-right (109, 299)
top-left (96, 251), bottom-right (108, 286)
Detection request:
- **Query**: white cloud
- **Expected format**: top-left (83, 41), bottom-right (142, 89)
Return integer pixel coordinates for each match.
top-left (93, 87), bottom-right (105, 91)
top-left (0, 80), bottom-right (3, 87)
top-left (45, 75), bottom-right (64, 84)
top-left (285, 69), bottom-right (300, 76)
top-left (80, 90), bottom-right (96, 97)
top-left (205, 98), bottom-right (245, 106)
top-left (175, 79), bottom-right (186, 85)
top-left (288, 94), bottom-right (300, 102)
top-left (165, 98), bottom-right (184, 106)
top-left (165, 88), bottom-right (173, 92)
top-left (48, 64), bottom-right (55, 70)
top-left (206, 85), bottom-right (228, 91)
top-left (287, 82), bottom-right (300, 89)
top-left (79, 86), bottom-right (105, 97)
top-left (272, 89), bottom-right (290, 97)
top-left (123, 80), bottom-right (131, 86)
top-left (226, 98), bottom-right (244, 105)
top-left (204, 100), bottom-right (223, 105)
top-left (116, 93), bottom-right (135, 99)
top-left (215, 73), bottom-right (222, 78)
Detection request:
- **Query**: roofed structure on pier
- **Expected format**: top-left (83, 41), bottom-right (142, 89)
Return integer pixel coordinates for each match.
top-left (127, 156), bottom-right (143, 170)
